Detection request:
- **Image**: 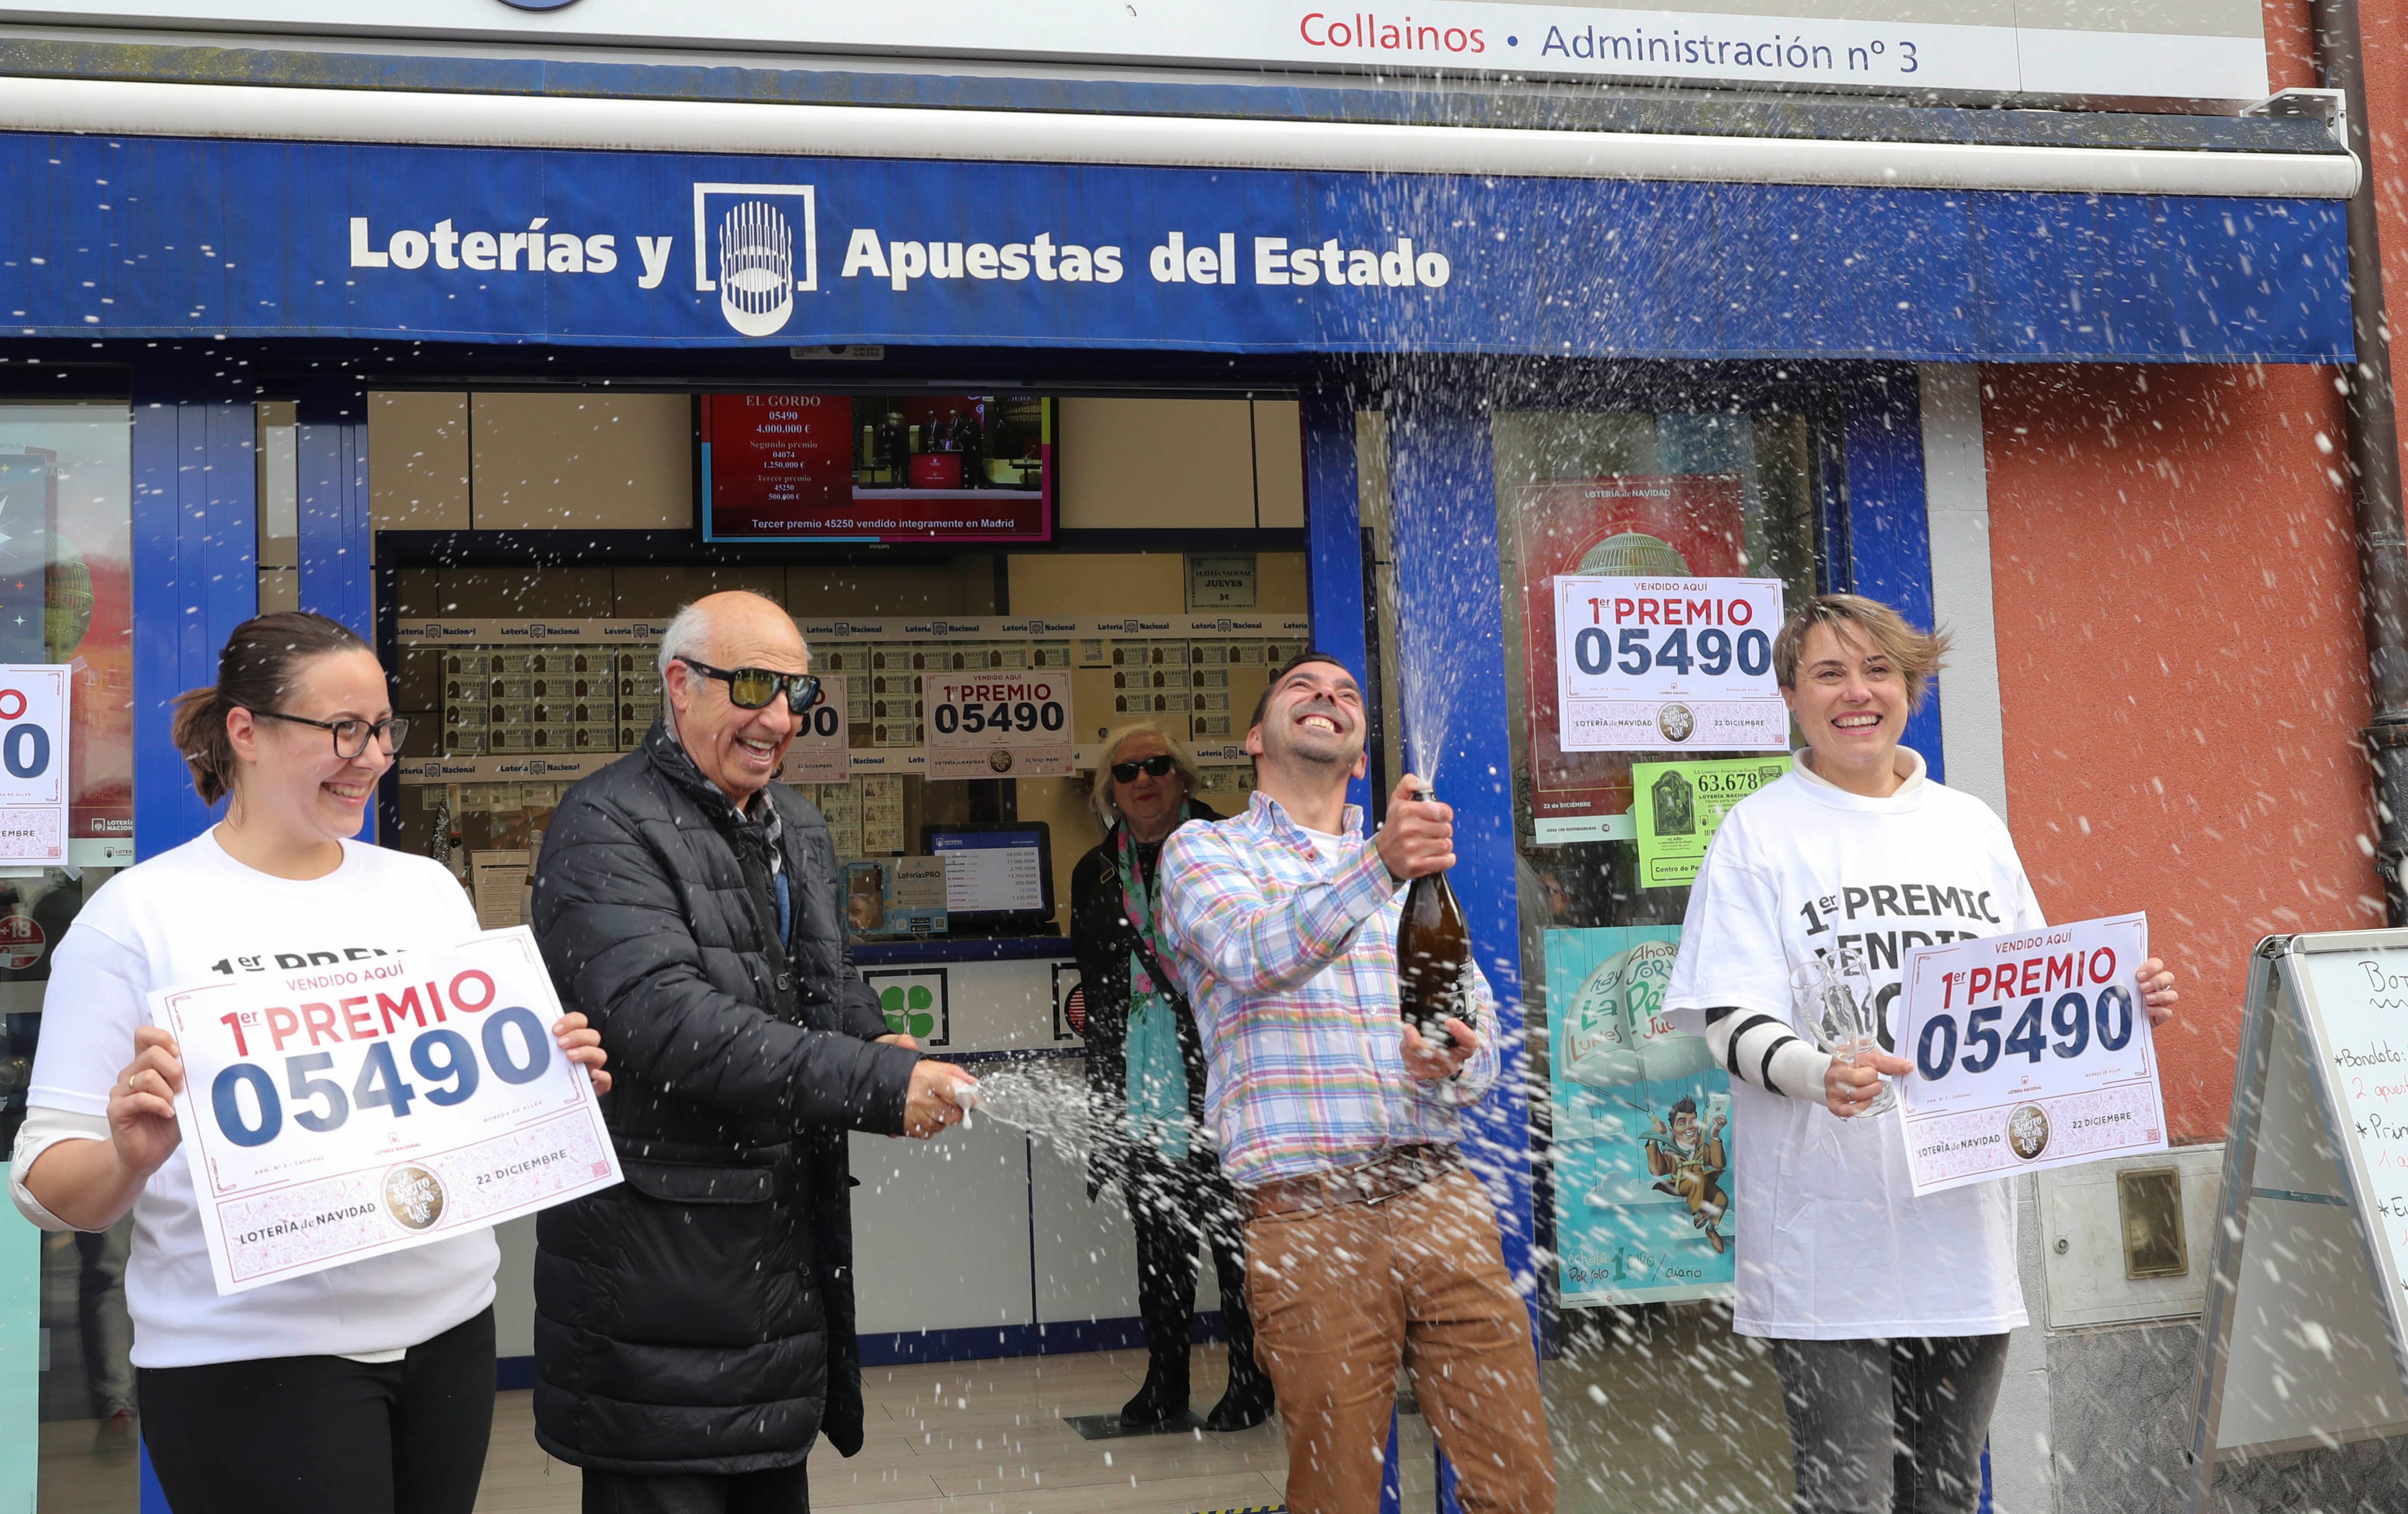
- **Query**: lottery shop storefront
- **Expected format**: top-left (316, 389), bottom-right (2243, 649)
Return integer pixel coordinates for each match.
top-left (0, 64), bottom-right (2362, 1514)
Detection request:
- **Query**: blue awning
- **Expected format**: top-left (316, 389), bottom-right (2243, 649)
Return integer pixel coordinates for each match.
top-left (0, 130), bottom-right (2350, 363)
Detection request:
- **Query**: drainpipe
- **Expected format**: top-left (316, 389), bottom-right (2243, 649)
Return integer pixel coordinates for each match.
top-left (2311, 0), bottom-right (2408, 923)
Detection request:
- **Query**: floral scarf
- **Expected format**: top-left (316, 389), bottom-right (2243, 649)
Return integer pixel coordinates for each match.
top-left (1119, 810), bottom-right (1192, 1160)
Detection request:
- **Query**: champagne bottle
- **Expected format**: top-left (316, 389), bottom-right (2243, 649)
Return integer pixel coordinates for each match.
top-left (1395, 784), bottom-right (1475, 1043)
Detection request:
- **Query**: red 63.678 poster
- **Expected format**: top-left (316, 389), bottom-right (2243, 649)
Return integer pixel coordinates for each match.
top-left (151, 928), bottom-right (621, 1296)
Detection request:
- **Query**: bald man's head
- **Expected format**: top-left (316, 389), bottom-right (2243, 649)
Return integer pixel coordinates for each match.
top-left (660, 591), bottom-right (811, 807)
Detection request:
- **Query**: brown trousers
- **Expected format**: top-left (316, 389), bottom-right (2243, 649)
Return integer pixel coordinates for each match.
top-left (1244, 1168), bottom-right (1557, 1514)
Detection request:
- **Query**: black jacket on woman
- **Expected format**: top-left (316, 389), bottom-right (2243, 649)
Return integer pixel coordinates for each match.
top-left (1069, 801), bottom-right (1222, 1199)
top-left (528, 721), bottom-right (920, 1476)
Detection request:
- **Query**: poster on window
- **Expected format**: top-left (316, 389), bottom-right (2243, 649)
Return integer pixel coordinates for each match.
top-left (1554, 576), bottom-right (1787, 753)
top-left (1630, 756), bottom-right (1793, 889)
top-left (1545, 925), bottom-right (1734, 1307)
top-left (0, 439), bottom-right (133, 866)
top-left (922, 673), bottom-right (1073, 778)
top-left (1511, 476), bottom-right (1748, 845)
top-left (151, 928), bottom-right (622, 1296)
top-left (0, 665), bottom-right (69, 866)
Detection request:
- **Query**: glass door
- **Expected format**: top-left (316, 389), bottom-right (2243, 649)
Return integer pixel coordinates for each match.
top-left (1491, 376), bottom-right (1838, 1512)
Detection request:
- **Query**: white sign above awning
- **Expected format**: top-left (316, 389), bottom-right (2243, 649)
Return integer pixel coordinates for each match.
top-left (4, 1), bottom-right (2272, 102)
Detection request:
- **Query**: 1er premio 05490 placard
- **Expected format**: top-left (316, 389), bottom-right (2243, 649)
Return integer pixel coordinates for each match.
top-left (152, 927), bottom-right (621, 1296)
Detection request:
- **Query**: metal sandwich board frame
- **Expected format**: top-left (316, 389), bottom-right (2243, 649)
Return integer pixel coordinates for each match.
top-left (2187, 930), bottom-right (2408, 1511)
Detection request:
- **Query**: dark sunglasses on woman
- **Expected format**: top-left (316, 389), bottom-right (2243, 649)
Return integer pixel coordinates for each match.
top-left (676, 658), bottom-right (823, 714)
top-left (1111, 754), bottom-right (1178, 782)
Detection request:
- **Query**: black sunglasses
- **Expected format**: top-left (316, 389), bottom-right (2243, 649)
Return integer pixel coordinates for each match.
top-left (251, 709), bottom-right (411, 760)
top-left (676, 658), bottom-right (823, 714)
top-left (1111, 754), bottom-right (1178, 783)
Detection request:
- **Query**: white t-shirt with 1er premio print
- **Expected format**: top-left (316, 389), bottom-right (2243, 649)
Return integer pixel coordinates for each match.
top-left (24, 831), bottom-right (500, 1369)
top-left (1663, 747), bottom-right (2046, 1341)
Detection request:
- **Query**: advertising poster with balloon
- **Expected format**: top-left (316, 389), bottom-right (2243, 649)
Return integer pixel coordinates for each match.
top-left (1545, 925), bottom-right (1734, 1306)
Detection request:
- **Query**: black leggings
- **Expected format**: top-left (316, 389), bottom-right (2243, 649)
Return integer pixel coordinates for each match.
top-left (138, 1307), bottom-right (496, 1514)
top-left (1127, 1146), bottom-right (1263, 1388)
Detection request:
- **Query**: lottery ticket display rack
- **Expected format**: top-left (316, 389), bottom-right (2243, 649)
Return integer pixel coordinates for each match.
top-left (390, 613), bottom-right (1309, 886)
top-left (2186, 931), bottom-right (2408, 1508)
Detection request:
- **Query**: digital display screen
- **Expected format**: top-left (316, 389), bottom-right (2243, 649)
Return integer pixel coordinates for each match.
top-left (700, 392), bottom-right (1053, 544)
top-left (928, 828), bottom-right (1049, 918)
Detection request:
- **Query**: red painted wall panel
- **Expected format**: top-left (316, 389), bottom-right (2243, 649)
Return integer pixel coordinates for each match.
top-left (1982, 362), bottom-right (2379, 1142)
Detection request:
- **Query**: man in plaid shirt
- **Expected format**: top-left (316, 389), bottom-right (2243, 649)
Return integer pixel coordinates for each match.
top-left (1157, 650), bottom-right (1555, 1514)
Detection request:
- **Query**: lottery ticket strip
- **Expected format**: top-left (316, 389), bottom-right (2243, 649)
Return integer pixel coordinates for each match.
top-left (393, 614), bottom-right (1310, 872)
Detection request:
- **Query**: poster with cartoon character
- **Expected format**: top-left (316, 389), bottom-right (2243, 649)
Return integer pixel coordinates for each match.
top-left (1546, 925), bottom-right (1735, 1306)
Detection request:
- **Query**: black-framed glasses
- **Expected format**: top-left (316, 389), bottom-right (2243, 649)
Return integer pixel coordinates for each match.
top-left (1111, 754), bottom-right (1178, 783)
top-left (676, 658), bottom-right (823, 714)
top-left (251, 710), bottom-right (410, 759)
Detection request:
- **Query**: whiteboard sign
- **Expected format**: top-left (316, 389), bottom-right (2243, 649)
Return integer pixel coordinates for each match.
top-left (2188, 931), bottom-right (2408, 1508)
top-left (0, 666), bottom-right (69, 866)
top-left (1897, 913), bottom-right (2166, 1195)
top-left (1551, 577), bottom-right (1787, 752)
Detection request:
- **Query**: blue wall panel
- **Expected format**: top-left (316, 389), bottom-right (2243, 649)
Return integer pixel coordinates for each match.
top-left (1301, 390), bottom-right (1373, 820)
top-left (1385, 376), bottom-right (1538, 1301)
top-left (131, 376), bottom-right (259, 860)
top-left (1841, 372), bottom-right (1946, 783)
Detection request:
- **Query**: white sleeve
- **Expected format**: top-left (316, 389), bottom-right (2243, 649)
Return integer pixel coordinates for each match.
top-left (1704, 1006), bottom-right (1834, 1102)
top-left (1664, 844), bottom-right (1794, 1031)
top-left (27, 917), bottom-right (153, 1122)
top-left (9, 1106), bottom-right (111, 1231)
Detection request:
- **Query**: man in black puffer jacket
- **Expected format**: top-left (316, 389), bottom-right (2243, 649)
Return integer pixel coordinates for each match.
top-left (530, 590), bottom-right (975, 1514)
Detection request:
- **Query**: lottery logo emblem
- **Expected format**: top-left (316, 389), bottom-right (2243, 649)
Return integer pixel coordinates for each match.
top-left (987, 749), bottom-right (1016, 773)
top-left (716, 202), bottom-right (795, 336)
top-left (692, 183), bottom-right (818, 338)
top-left (383, 1166), bottom-right (447, 1231)
top-left (1657, 703), bottom-right (1697, 743)
top-left (2007, 1104), bottom-right (2051, 1161)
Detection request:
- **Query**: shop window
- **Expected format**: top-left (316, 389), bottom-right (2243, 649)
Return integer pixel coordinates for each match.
top-left (0, 399), bottom-right (137, 1511)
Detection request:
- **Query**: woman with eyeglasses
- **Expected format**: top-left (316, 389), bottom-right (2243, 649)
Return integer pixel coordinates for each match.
top-left (9, 611), bottom-right (610, 1514)
top-left (1070, 723), bottom-right (1273, 1430)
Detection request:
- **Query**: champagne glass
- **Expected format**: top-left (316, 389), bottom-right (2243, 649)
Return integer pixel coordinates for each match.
top-left (1790, 959), bottom-right (1848, 1053)
top-left (1831, 948), bottom-right (1897, 1118)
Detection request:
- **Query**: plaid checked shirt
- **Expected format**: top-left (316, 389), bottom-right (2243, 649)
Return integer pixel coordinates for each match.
top-left (1156, 790), bottom-right (1500, 1188)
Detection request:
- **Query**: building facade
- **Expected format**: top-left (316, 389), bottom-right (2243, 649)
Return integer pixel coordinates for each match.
top-left (0, 4), bottom-right (2399, 1511)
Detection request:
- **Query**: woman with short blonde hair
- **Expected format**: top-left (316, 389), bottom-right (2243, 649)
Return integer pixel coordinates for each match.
top-left (1667, 592), bottom-right (2177, 1514)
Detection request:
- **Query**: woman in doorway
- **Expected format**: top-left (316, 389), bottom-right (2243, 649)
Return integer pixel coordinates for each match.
top-left (1664, 593), bottom-right (2180, 1514)
top-left (1070, 722), bottom-right (1273, 1431)
top-left (9, 611), bottom-right (609, 1514)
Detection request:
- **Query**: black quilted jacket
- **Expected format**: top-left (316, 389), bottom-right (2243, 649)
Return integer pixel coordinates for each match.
top-left (527, 720), bottom-right (919, 1476)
